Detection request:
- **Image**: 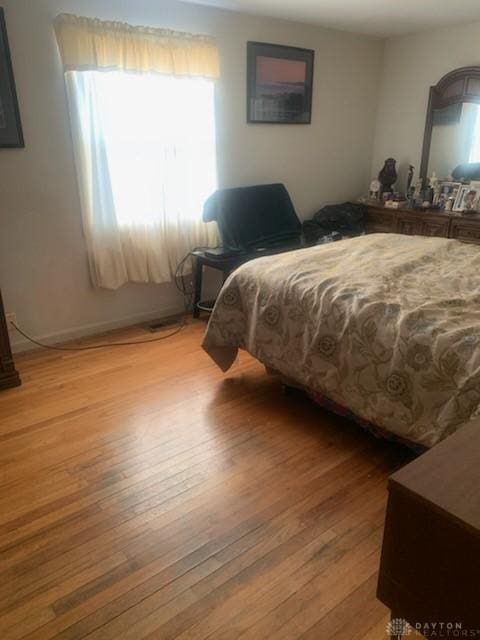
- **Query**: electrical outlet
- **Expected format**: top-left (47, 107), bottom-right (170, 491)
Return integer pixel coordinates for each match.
top-left (5, 312), bottom-right (17, 331)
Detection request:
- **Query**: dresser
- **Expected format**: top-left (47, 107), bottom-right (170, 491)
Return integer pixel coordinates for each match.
top-left (0, 289), bottom-right (21, 390)
top-left (377, 418), bottom-right (480, 631)
top-left (366, 204), bottom-right (480, 244)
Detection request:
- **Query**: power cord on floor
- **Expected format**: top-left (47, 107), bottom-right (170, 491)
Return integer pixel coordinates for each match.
top-left (9, 318), bottom-right (187, 351)
top-left (8, 247), bottom-right (219, 352)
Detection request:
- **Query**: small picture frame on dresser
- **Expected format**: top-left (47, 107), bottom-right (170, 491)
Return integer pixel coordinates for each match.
top-left (469, 182), bottom-right (480, 211)
top-left (453, 185), bottom-right (480, 213)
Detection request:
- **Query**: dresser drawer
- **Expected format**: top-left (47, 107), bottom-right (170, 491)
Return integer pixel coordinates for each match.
top-left (396, 215), bottom-right (421, 235)
top-left (450, 219), bottom-right (480, 244)
top-left (420, 218), bottom-right (450, 237)
top-left (365, 209), bottom-right (396, 233)
top-left (396, 213), bottom-right (450, 237)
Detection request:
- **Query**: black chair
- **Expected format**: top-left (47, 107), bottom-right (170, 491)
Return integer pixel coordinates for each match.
top-left (192, 183), bottom-right (303, 317)
top-left (203, 183), bottom-right (302, 252)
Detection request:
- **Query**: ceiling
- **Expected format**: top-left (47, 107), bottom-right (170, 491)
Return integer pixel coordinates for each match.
top-left (183, 0), bottom-right (480, 37)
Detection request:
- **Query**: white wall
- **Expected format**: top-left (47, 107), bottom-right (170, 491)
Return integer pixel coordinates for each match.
top-left (372, 20), bottom-right (480, 190)
top-left (0, 0), bottom-right (383, 350)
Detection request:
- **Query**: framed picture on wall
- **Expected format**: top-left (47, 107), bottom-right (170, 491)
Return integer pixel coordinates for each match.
top-left (0, 7), bottom-right (24, 147)
top-left (247, 41), bottom-right (314, 124)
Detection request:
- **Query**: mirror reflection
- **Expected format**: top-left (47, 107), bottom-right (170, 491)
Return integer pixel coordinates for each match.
top-left (428, 102), bottom-right (480, 179)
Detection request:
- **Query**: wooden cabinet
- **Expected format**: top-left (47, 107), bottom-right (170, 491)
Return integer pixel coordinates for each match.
top-left (378, 418), bottom-right (480, 629)
top-left (366, 205), bottom-right (480, 244)
top-left (0, 290), bottom-right (20, 390)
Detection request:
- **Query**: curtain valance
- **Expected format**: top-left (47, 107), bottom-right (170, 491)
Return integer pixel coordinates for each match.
top-left (54, 13), bottom-right (220, 79)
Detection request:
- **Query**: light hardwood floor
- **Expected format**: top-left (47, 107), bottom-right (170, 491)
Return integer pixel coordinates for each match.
top-left (0, 320), bottom-right (412, 639)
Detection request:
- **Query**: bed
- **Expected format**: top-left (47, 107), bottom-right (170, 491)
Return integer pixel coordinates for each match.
top-left (202, 233), bottom-right (480, 448)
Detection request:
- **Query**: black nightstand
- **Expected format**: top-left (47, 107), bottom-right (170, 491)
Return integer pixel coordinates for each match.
top-left (191, 250), bottom-right (247, 318)
top-left (191, 240), bottom-right (305, 318)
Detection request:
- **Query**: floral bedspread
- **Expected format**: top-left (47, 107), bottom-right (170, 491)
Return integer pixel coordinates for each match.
top-left (202, 233), bottom-right (480, 447)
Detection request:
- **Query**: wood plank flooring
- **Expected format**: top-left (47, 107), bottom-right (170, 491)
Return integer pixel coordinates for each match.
top-left (0, 320), bottom-right (412, 639)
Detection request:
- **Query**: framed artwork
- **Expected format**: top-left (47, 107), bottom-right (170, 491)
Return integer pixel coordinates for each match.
top-left (247, 41), bottom-right (314, 124)
top-left (0, 7), bottom-right (23, 147)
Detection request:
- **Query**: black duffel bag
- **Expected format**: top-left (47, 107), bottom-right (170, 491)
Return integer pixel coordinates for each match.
top-left (303, 202), bottom-right (366, 244)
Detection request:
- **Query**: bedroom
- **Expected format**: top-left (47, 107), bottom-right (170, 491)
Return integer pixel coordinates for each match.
top-left (0, 0), bottom-right (479, 637)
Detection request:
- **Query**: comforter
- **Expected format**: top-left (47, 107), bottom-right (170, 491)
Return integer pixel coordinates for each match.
top-left (202, 233), bottom-right (480, 447)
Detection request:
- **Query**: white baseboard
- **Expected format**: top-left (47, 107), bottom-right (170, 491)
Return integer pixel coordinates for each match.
top-left (10, 304), bottom-right (185, 353)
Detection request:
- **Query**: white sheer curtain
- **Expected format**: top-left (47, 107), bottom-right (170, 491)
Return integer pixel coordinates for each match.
top-left (65, 69), bottom-right (218, 289)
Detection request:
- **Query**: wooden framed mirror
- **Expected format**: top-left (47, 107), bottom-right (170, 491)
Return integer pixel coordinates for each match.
top-left (420, 66), bottom-right (480, 185)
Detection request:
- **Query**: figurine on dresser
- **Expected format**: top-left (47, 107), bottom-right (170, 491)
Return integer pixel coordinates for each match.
top-left (369, 178), bottom-right (381, 200)
top-left (378, 158), bottom-right (397, 196)
top-left (428, 172), bottom-right (441, 206)
top-left (406, 164), bottom-right (414, 194)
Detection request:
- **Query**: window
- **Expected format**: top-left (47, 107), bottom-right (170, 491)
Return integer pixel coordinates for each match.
top-left (71, 71), bottom-right (217, 228)
top-left (66, 70), bottom-right (219, 287)
top-left (55, 14), bottom-right (220, 288)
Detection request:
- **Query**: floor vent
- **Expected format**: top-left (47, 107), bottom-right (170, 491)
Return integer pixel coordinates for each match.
top-left (147, 314), bottom-right (183, 332)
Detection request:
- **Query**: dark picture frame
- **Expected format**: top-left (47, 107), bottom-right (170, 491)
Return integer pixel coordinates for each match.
top-left (0, 7), bottom-right (24, 147)
top-left (247, 41), bottom-right (314, 124)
